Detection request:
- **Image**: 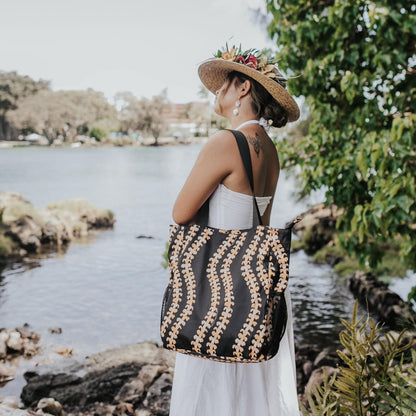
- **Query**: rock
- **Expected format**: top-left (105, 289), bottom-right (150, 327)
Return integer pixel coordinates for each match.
top-left (0, 362), bottom-right (16, 383)
top-left (305, 366), bottom-right (338, 396)
top-left (5, 216), bottom-right (42, 253)
top-left (0, 395), bottom-right (19, 408)
top-left (48, 328), bottom-right (62, 335)
top-left (293, 203), bottom-right (343, 254)
top-left (349, 271), bottom-right (416, 328)
top-left (21, 342), bottom-right (175, 412)
top-left (302, 360), bottom-right (313, 378)
top-left (0, 404), bottom-right (35, 415)
top-left (134, 410), bottom-right (153, 416)
top-left (36, 398), bottom-right (64, 416)
top-left (113, 402), bottom-right (134, 415)
top-left (115, 364), bottom-right (167, 403)
top-left (0, 191), bottom-right (114, 262)
top-left (0, 331), bottom-right (8, 358)
top-left (6, 331), bottom-right (23, 352)
top-left (17, 324), bottom-right (39, 341)
top-left (142, 373), bottom-right (173, 416)
top-left (313, 348), bottom-right (339, 368)
top-left (54, 347), bottom-right (72, 356)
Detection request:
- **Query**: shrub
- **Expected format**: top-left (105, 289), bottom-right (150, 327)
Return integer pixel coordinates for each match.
top-left (301, 301), bottom-right (416, 415)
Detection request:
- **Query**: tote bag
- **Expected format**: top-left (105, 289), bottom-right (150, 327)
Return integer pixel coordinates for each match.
top-left (160, 130), bottom-right (299, 362)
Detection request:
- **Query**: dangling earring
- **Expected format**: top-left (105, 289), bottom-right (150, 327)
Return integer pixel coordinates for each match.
top-left (233, 100), bottom-right (241, 116)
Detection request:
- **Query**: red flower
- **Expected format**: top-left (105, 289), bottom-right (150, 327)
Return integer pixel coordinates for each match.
top-left (245, 55), bottom-right (258, 70)
top-left (235, 56), bottom-right (246, 64)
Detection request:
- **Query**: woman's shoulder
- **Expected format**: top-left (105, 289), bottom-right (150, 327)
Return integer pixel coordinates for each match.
top-left (200, 130), bottom-right (237, 156)
top-left (206, 129), bottom-right (236, 146)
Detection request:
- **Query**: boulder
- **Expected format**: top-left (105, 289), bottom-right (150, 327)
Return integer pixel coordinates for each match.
top-left (0, 405), bottom-right (34, 416)
top-left (6, 331), bottom-right (23, 353)
top-left (304, 366), bottom-right (338, 396)
top-left (0, 191), bottom-right (115, 261)
top-left (349, 271), bottom-right (416, 328)
top-left (0, 331), bottom-right (8, 358)
top-left (142, 372), bottom-right (173, 416)
top-left (0, 396), bottom-right (19, 408)
top-left (293, 203), bottom-right (342, 254)
top-left (4, 216), bottom-right (43, 253)
top-left (36, 398), bottom-right (64, 416)
top-left (21, 342), bottom-right (175, 415)
top-left (0, 362), bottom-right (16, 383)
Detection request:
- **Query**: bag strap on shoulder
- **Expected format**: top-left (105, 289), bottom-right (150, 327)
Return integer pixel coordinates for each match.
top-left (228, 130), bottom-right (262, 227)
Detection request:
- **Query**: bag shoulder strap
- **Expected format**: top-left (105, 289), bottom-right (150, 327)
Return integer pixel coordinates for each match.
top-left (228, 130), bottom-right (262, 227)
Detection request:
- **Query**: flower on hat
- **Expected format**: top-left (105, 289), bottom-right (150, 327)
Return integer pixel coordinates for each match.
top-left (215, 43), bottom-right (288, 87)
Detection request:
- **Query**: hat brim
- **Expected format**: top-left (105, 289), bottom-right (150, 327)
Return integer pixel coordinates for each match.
top-left (198, 58), bottom-right (300, 122)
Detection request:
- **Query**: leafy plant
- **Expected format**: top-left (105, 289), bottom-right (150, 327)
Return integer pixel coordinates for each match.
top-left (266, 0), bottom-right (416, 271)
top-left (161, 241), bottom-right (169, 269)
top-left (301, 301), bottom-right (416, 415)
top-left (89, 126), bottom-right (107, 141)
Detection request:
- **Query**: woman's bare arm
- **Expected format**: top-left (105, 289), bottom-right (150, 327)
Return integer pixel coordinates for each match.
top-left (172, 131), bottom-right (236, 225)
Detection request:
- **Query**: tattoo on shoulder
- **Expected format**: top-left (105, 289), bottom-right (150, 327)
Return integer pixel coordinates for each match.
top-left (247, 133), bottom-right (263, 158)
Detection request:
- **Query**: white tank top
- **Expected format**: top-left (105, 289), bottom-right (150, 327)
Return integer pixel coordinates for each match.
top-left (208, 184), bottom-right (271, 229)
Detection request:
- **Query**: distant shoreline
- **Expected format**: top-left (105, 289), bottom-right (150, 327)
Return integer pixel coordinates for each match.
top-left (0, 136), bottom-right (208, 149)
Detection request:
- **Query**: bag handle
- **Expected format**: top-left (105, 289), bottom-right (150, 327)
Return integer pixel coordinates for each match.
top-left (228, 130), bottom-right (262, 227)
top-left (196, 130), bottom-right (262, 228)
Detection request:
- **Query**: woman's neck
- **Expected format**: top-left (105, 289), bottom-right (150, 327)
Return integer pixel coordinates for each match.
top-left (229, 114), bottom-right (259, 129)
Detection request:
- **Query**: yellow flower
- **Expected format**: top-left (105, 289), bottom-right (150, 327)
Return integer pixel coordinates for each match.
top-left (230, 45), bottom-right (236, 59)
top-left (222, 51), bottom-right (232, 60)
top-left (265, 71), bottom-right (277, 78)
top-left (260, 64), bottom-right (276, 73)
top-left (258, 56), bottom-right (268, 69)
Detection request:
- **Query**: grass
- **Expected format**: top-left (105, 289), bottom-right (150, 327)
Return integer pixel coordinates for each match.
top-left (312, 243), bottom-right (409, 279)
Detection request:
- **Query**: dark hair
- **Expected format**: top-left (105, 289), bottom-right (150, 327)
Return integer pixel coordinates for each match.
top-left (226, 71), bottom-right (288, 128)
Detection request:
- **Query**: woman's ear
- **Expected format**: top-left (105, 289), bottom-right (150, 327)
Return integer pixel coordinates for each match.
top-left (239, 79), bottom-right (252, 98)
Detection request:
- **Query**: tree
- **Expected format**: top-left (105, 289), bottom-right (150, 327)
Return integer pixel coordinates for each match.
top-left (266, 0), bottom-right (416, 270)
top-left (115, 90), bottom-right (169, 144)
top-left (115, 91), bottom-right (144, 134)
top-left (183, 101), bottom-right (211, 136)
top-left (0, 71), bottom-right (49, 139)
top-left (137, 93), bottom-right (169, 145)
top-left (7, 89), bottom-right (117, 143)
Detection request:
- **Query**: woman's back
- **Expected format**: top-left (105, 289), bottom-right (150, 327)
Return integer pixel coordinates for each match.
top-left (208, 184), bottom-right (271, 229)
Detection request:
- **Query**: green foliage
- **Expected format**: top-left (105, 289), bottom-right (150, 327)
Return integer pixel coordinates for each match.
top-left (89, 126), bottom-right (107, 141)
top-left (0, 233), bottom-right (15, 257)
top-left (115, 90), bottom-right (169, 144)
top-left (301, 301), bottom-right (416, 415)
top-left (408, 286), bottom-right (416, 311)
top-left (0, 71), bottom-right (50, 139)
top-left (0, 71), bottom-right (49, 114)
top-left (313, 241), bottom-right (409, 278)
top-left (267, 0), bottom-right (416, 270)
top-left (161, 241), bottom-right (169, 269)
top-left (7, 89), bottom-right (118, 143)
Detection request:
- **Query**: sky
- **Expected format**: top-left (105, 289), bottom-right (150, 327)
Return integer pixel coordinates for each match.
top-left (1, 0), bottom-right (275, 104)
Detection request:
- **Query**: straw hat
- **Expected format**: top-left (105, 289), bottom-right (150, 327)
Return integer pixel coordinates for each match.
top-left (198, 47), bottom-right (300, 122)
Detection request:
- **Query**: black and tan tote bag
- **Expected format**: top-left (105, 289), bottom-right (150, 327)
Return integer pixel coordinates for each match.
top-left (160, 130), bottom-right (299, 363)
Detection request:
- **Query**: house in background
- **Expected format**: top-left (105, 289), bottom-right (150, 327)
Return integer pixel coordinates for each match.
top-left (162, 102), bottom-right (211, 138)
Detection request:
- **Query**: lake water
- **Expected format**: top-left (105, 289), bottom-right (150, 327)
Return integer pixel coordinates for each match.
top-left (0, 143), bottom-right (388, 395)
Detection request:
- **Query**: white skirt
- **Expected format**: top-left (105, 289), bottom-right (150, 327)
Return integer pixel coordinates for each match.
top-left (169, 289), bottom-right (299, 416)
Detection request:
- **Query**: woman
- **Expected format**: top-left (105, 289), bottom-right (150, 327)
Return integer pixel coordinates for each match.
top-left (169, 45), bottom-right (300, 416)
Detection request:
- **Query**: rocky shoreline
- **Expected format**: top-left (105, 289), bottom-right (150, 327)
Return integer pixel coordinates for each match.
top-left (0, 326), bottom-right (41, 386)
top-left (0, 339), bottom-right (343, 415)
top-left (293, 203), bottom-right (416, 329)
top-left (0, 192), bottom-right (115, 264)
top-left (1, 331), bottom-right (414, 415)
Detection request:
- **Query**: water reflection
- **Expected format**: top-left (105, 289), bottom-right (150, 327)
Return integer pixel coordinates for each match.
top-left (0, 144), bottom-right (358, 356)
